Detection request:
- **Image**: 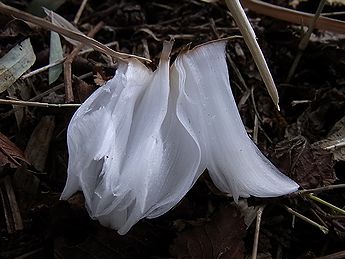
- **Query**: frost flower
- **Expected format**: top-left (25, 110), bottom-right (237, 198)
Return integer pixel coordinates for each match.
top-left (61, 40), bottom-right (299, 235)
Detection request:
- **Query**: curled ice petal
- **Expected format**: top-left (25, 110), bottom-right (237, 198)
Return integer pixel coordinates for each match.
top-left (62, 42), bottom-right (202, 234)
top-left (62, 40), bottom-right (298, 235)
top-left (173, 40), bottom-right (299, 201)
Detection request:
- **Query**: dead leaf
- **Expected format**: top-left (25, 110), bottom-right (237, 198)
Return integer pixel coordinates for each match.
top-left (13, 166), bottom-right (40, 213)
top-left (75, 77), bottom-right (96, 102)
top-left (93, 72), bottom-right (107, 86)
top-left (0, 20), bottom-right (33, 39)
top-left (25, 116), bottom-right (55, 172)
top-left (285, 88), bottom-right (345, 142)
top-left (273, 136), bottom-right (336, 189)
top-left (313, 116), bottom-right (345, 161)
top-left (0, 38), bottom-right (36, 93)
top-left (170, 205), bottom-right (246, 259)
top-left (0, 132), bottom-right (28, 168)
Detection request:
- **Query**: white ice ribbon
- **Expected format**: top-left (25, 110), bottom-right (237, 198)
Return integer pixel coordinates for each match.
top-left (61, 40), bottom-right (299, 235)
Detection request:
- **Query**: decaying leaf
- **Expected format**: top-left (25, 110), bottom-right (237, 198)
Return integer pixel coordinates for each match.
top-left (13, 166), bottom-right (40, 213)
top-left (75, 77), bottom-right (96, 102)
top-left (313, 116), bottom-right (345, 161)
top-left (0, 132), bottom-right (28, 168)
top-left (285, 88), bottom-right (345, 142)
top-left (0, 38), bottom-right (36, 93)
top-left (49, 31), bottom-right (63, 84)
top-left (170, 205), bottom-right (246, 259)
top-left (273, 136), bottom-right (336, 189)
top-left (6, 82), bottom-right (28, 128)
top-left (25, 116), bottom-right (55, 172)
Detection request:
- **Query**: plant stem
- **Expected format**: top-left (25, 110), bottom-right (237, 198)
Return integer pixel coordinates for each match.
top-left (285, 206), bottom-right (329, 234)
top-left (308, 193), bottom-right (345, 215)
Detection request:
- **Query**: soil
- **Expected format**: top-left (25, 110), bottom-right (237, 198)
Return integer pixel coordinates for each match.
top-left (0, 0), bottom-right (344, 258)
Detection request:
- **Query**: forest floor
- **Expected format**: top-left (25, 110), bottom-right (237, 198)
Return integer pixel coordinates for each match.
top-left (0, 0), bottom-right (345, 258)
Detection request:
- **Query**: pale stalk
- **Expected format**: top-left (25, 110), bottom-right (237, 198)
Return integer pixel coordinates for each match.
top-left (225, 0), bottom-right (279, 109)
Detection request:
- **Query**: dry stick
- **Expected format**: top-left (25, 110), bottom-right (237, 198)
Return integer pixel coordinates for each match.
top-left (22, 59), bottom-right (65, 79)
top-left (64, 21), bottom-right (103, 103)
top-left (298, 184), bottom-right (345, 195)
top-left (0, 99), bottom-right (81, 108)
top-left (0, 176), bottom-right (23, 233)
top-left (308, 193), bottom-right (345, 215)
top-left (253, 115), bottom-right (259, 144)
top-left (251, 206), bottom-right (265, 259)
top-left (1, 73), bottom-right (92, 120)
top-left (0, 2), bottom-right (150, 62)
top-left (21, 42), bottom-right (118, 79)
top-left (73, 0), bottom-right (88, 25)
top-left (323, 140), bottom-right (345, 150)
top-left (315, 250), bottom-right (345, 259)
top-left (225, 0), bottom-right (280, 110)
top-left (286, 0), bottom-right (327, 82)
top-left (32, 72), bottom-right (93, 102)
top-left (285, 206), bottom-right (329, 234)
top-left (241, 0), bottom-right (345, 34)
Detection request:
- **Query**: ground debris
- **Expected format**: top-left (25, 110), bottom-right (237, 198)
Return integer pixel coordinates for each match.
top-left (273, 136), bottom-right (336, 189)
top-left (0, 0), bottom-right (345, 258)
top-left (170, 205), bottom-right (246, 259)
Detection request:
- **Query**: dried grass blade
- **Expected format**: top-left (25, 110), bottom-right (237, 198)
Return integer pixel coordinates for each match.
top-left (242, 0), bottom-right (345, 34)
top-left (225, 0), bottom-right (279, 109)
top-left (0, 3), bottom-right (151, 62)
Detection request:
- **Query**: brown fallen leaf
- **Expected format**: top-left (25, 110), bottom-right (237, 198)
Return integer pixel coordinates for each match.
top-left (273, 136), bottom-right (336, 189)
top-left (25, 116), bottom-right (55, 172)
top-left (0, 131), bottom-right (29, 168)
top-left (75, 77), bottom-right (96, 102)
top-left (313, 116), bottom-right (345, 162)
top-left (170, 205), bottom-right (246, 259)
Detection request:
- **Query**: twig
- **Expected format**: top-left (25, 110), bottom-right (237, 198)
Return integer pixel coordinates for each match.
top-left (0, 99), bottom-right (81, 108)
top-left (241, 0), bottom-right (345, 34)
top-left (286, 0), bottom-right (327, 82)
top-left (323, 140), bottom-right (345, 150)
top-left (315, 250), bottom-right (345, 259)
top-left (141, 38), bottom-right (151, 60)
top-left (64, 21), bottom-right (103, 103)
top-left (307, 193), bottom-right (345, 215)
top-left (73, 0), bottom-right (88, 24)
top-left (21, 42), bottom-right (118, 79)
top-left (32, 72), bottom-right (93, 102)
top-left (13, 248), bottom-right (44, 259)
top-left (0, 176), bottom-right (23, 233)
top-left (226, 53), bottom-right (248, 93)
top-left (22, 59), bottom-right (65, 79)
top-left (285, 206), bottom-right (329, 234)
top-left (298, 184), bottom-right (345, 195)
top-left (251, 206), bottom-right (265, 259)
top-left (1, 73), bottom-right (92, 120)
top-left (253, 115), bottom-right (259, 144)
top-left (0, 2), bottom-right (150, 62)
top-left (225, 0), bottom-right (280, 109)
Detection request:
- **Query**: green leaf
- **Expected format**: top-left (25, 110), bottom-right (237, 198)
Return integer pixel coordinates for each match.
top-left (49, 31), bottom-right (63, 85)
top-left (0, 38), bottom-right (36, 94)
